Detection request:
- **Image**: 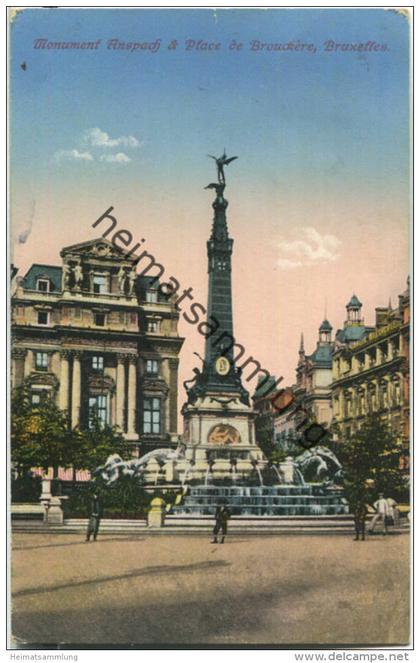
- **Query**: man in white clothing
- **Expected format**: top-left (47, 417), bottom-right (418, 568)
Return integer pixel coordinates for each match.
top-left (387, 497), bottom-right (400, 527)
top-left (368, 493), bottom-right (390, 535)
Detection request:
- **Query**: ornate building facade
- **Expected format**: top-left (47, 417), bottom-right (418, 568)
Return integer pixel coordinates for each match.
top-left (11, 238), bottom-right (184, 453)
top-left (268, 320), bottom-right (335, 451)
top-left (294, 320), bottom-right (335, 427)
top-left (253, 285), bottom-right (410, 462)
top-left (331, 282), bottom-right (410, 465)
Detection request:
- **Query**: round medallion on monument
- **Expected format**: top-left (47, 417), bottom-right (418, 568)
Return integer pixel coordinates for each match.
top-left (208, 424), bottom-right (241, 445)
top-left (215, 356), bottom-right (230, 375)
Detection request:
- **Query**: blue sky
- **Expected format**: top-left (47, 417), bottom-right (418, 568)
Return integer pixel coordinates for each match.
top-left (11, 8), bottom-right (409, 200)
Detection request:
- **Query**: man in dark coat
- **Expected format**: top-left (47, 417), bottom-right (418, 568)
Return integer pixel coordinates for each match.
top-left (211, 503), bottom-right (231, 544)
top-left (86, 491), bottom-right (103, 542)
top-left (353, 501), bottom-right (368, 541)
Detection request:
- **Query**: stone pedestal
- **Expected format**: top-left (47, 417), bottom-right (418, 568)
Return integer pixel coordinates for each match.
top-left (145, 458), bottom-right (161, 485)
top-left (40, 478), bottom-right (52, 522)
top-left (181, 392), bottom-right (265, 483)
top-left (236, 458), bottom-right (254, 474)
top-left (193, 458), bottom-right (209, 480)
top-left (46, 496), bottom-right (64, 525)
top-left (212, 458), bottom-right (232, 479)
top-left (148, 497), bottom-right (166, 528)
top-left (280, 457), bottom-right (295, 484)
top-left (41, 478), bottom-right (52, 501)
top-left (164, 460), bottom-right (175, 483)
top-left (174, 459), bottom-right (192, 483)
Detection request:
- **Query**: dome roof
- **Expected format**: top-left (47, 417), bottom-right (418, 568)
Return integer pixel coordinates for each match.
top-left (319, 319), bottom-right (332, 332)
top-left (336, 325), bottom-right (369, 343)
top-left (346, 294), bottom-right (362, 309)
top-left (309, 344), bottom-right (333, 366)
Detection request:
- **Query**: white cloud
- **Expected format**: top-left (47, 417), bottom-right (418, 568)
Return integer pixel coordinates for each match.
top-left (277, 227), bottom-right (341, 270)
top-left (85, 127), bottom-right (140, 149)
top-left (99, 152), bottom-right (131, 164)
top-left (54, 149), bottom-right (94, 162)
top-left (53, 128), bottom-right (139, 166)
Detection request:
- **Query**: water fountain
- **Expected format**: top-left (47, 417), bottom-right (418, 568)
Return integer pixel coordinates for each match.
top-left (95, 445), bottom-right (348, 517)
top-left (170, 449), bottom-right (348, 517)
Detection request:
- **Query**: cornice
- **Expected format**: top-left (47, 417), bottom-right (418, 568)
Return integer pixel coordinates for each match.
top-left (331, 357), bottom-right (404, 388)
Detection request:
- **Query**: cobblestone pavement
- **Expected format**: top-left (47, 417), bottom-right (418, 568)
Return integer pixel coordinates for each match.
top-left (11, 531), bottom-right (410, 647)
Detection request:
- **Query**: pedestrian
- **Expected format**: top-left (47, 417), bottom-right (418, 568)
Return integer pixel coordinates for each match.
top-left (211, 502), bottom-right (231, 544)
top-left (86, 491), bottom-right (103, 542)
top-left (353, 501), bottom-right (368, 541)
top-left (387, 496), bottom-right (400, 527)
top-left (368, 493), bottom-right (389, 535)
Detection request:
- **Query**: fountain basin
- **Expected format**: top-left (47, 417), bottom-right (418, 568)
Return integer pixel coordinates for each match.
top-left (172, 484), bottom-right (348, 517)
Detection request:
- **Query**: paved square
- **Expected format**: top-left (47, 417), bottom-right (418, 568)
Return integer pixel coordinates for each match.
top-left (11, 531), bottom-right (410, 647)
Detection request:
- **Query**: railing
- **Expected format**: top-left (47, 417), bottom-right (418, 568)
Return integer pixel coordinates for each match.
top-left (23, 287), bottom-right (139, 304)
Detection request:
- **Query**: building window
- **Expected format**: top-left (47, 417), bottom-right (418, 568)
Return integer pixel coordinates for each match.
top-left (394, 381), bottom-right (401, 405)
top-left (89, 394), bottom-right (109, 427)
top-left (129, 312), bottom-right (138, 325)
top-left (380, 385), bottom-right (388, 409)
top-left (94, 313), bottom-right (106, 327)
top-left (35, 352), bottom-right (48, 371)
top-left (92, 355), bottom-right (104, 371)
top-left (344, 399), bottom-right (351, 418)
top-left (146, 359), bottom-right (159, 375)
top-left (371, 391), bottom-right (377, 411)
top-left (37, 279), bottom-right (50, 292)
top-left (37, 311), bottom-right (49, 325)
top-left (143, 397), bottom-right (161, 434)
top-left (146, 289), bottom-right (158, 303)
top-left (148, 320), bottom-right (158, 333)
top-left (93, 275), bottom-right (108, 294)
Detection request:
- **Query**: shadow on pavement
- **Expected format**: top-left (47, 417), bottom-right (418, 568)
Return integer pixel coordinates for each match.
top-left (13, 537), bottom-right (147, 552)
top-left (13, 573), bottom-right (408, 647)
top-left (13, 559), bottom-right (231, 599)
top-left (12, 583), bottom-right (302, 646)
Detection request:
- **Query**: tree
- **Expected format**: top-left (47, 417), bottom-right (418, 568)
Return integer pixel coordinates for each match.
top-left (11, 384), bottom-right (74, 475)
top-left (11, 384), bottom-right (132, 478)
top-left (335, 413), bottom-right (408, 506)
top-left (255, 409), bottom-right (275, 459)
top-left (73, 413), bottom-right (132, 475)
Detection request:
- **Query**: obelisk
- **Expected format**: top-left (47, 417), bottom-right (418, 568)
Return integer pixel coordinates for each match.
top-left (181, 153), bottom-right (265, 481)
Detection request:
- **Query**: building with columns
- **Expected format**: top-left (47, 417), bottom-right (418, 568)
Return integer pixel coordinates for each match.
top-left (11, 238), bottom-right (184, 453)
top-left (253, 286), bottom-right (410, 464)
top-left (331, 282), bottom-right (410, 466)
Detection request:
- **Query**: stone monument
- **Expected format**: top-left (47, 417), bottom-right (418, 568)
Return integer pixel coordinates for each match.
top-left (95, 156), bottom-right (348, 518)
top-left (181, 153), bottom-right (266, 483)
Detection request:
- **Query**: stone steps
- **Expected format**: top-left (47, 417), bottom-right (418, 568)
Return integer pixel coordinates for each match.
top-left (12, 515), bottom-right (410, 536)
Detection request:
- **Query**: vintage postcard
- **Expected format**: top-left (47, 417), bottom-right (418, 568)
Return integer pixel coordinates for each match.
top-left (8, 5), bottom-right (412, 653)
